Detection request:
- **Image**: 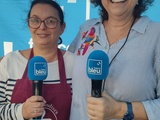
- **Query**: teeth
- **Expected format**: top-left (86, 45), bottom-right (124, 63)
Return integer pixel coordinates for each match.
top-left (111, 0), bottom-right (126, 3)
top-left (38, 34), bottom-right (48, 37)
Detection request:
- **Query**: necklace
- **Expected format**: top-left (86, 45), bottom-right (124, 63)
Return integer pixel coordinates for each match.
top-left (109, 18), bottom-right (136, 66)
top-left (102, 18), bottom-right (136, 91)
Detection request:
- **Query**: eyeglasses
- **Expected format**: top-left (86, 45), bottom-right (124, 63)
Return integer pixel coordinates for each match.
top-left (28, 17), bottom-right (61, 29)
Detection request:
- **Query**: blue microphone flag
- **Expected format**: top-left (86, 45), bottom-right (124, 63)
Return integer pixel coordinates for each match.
top-left (86, 50), bottom-right (109, 80)
top-left (28, 56), bottom-right (48, 80)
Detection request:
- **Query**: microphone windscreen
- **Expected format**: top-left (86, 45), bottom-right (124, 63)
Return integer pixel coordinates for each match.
top-left (28, 56), bottom-right (48, 81)
top-left (86, 50), bottom-right (109, 80)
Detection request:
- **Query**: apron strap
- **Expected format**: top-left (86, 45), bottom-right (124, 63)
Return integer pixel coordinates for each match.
top-left (57, 48), bottom-right (67, 85)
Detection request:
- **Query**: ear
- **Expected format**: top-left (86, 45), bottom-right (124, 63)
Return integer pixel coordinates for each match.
top-left (60, 22), bottom-right (66, 35)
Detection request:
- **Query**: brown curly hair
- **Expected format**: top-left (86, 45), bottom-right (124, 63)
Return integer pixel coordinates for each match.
top-left (90, 0), bottom-right (154, 21)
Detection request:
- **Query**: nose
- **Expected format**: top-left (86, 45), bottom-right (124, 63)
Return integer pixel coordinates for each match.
top-left (39, 21), bottom-right (47, 30)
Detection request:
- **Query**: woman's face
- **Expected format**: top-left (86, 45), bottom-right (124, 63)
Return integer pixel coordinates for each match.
top-left (102, 0), bottom-right (138, 19)
top-left (29, 4), bottom-right (65, 47)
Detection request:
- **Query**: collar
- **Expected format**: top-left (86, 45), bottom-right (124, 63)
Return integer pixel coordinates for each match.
top-left (129, 16), bottom-right (151, 34)
top-left (88, 16), bottom-right (151, 35)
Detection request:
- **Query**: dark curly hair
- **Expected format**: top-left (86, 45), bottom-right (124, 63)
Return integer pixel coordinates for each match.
top-left (90, 0), bottom-right (154, 21)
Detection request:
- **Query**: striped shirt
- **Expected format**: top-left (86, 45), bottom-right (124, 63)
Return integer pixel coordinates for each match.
top-left (0, 50), bottom-right (74, 120)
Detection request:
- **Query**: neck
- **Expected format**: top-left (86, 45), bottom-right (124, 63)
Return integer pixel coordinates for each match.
top-left (106, 16), bottom-right (135, 30)
top-left (33, 47), bottom-right (58, 63)
top-left (103, 16), bottom-right (136, 45)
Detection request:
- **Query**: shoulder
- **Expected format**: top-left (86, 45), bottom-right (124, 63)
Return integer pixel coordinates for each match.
top-left (80, 18), bottom-right (101, 29)
top-left (19, 49), bottom-right (31, 60)
top-left (60, 49), bottom-right (66, 55)
top-left (2, 51), bottom-right (20, 59)
top-left (134, 16), bottom-right (160, 35)
top-left (64, 50), bottom-right (74, 62)
top-left (64, 50), bottom-right (74, 58)
top-left (59, 49), bottom-right (74, 60)
top-left (0, 50), bottom-right (27, 64)
top-left (139, 16), bottom-right (160, 29)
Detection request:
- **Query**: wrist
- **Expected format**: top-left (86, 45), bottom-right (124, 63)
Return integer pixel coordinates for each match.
top-left (123, 102), bottom-right (134, 120)
top-left (114, 102), bottom-right (127, 119)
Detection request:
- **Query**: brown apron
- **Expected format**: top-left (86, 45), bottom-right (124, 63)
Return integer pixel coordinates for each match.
top-left (11, 48), bottom-right (72, 120)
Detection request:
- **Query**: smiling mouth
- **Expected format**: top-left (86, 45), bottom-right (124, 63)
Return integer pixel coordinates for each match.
top-left (110, 0), bottom-right (127, 3)
top-left (37, 34), bottom-right (49, 38)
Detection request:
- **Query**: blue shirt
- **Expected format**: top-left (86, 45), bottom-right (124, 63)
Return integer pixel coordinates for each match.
top-left (68, 16), bottom-right (160, 120)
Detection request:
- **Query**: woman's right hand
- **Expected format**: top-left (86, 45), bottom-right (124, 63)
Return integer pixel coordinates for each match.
top-left (22, 96), bottom-right (46, 119)
top-left (87, 92), bottom-right (126, 120)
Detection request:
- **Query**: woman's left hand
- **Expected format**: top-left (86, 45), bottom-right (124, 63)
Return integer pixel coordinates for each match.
top-left (22, 96), bottom-right (46, 119)
top-left (87, 92), bottom-right (125, 120)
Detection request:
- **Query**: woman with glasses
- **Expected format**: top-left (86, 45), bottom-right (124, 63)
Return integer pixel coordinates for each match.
top-left (0, 0), bottom-right (74, 120)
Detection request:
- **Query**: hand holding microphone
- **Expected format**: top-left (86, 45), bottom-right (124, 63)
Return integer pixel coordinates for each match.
top-left (22, 96), bottom-right (46, 120)
top-left (86, 50), bottom-right (111, 119)
top-left (22, 56), bottom-right (48, 120)
top-left (87, 92), bottom-right (121, 120)
top-left (86, 51), bottom-right (122, 119)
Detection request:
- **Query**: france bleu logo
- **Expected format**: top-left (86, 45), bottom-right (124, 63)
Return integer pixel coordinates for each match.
top-left (34, 62), bottom-right (47, 76)
top-left (88, 59), bottom-right (102, 75)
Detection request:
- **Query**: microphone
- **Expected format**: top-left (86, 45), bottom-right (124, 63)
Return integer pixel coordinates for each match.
top-left (28, 56), bottom-right (48, 119)
top-left (86, 50), bottom-right (109, 98)
top-left (28, 56), bottom-right (48, 96)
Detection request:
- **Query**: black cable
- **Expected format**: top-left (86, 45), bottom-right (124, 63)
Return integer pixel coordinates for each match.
top-left (102, 18), bottom-right (136, 92)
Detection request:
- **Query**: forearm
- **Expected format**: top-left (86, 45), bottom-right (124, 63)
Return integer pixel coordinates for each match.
top-left (132, 102), bottom-right (148, 120)
top-left (0, 103), bottom-right (24, 120)
top-left (115, 101), bottom-right (148, 120)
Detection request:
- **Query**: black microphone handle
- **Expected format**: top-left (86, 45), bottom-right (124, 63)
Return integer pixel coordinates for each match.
top-left (33, 117), bottom-right (41, 120)
top-left (91, 80), bottom-right (103, 98)
top-left (32, 81), bottom-right (43, 120)
top-left (33, 81), bottom-right (42, 96)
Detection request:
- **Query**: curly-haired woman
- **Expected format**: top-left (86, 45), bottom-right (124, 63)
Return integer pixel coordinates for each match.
top-left (69, 0), bottom-right (160, 120)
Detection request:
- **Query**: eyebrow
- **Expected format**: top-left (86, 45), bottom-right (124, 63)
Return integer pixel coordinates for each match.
top-left (30, 15), bottom-right (59, 19)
